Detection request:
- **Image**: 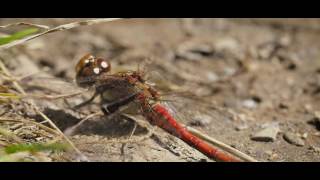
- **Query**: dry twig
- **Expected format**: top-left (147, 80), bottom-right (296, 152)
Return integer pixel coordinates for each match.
top-left (185, 125), bottom-right (258, 162)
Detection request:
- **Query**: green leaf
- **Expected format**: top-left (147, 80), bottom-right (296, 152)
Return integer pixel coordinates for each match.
top-left (4, 142), bottom-right (69, 154)
top-left (0, 28), bottom-right (39, 45)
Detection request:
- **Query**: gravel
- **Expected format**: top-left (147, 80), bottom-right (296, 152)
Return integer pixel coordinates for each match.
top-left (235, 124), bottom-right (249, 131)
top-left (251, 123), bottom-right (280, 142)
top-left (283, 132), bottom-right (305, 147)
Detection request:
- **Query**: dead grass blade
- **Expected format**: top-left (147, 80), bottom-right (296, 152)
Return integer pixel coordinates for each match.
top-left (185, 125), bottom-right (259, 162)
top-left (0, 92), bottom-right (21, 103)
top-left (0, 22), bottom-right (50, 29)
top-left (0, 58), bottom-right (89, 161)
top-left (0, 117), bottom-right (61, 136)
top-left (0, 126), bottom-right (23, 143)
top-left (0, 18), bottom-right (123, 50)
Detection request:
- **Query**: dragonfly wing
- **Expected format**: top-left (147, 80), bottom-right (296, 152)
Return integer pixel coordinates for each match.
top-left (157, 90), bottom-right (235, 131)
top-left (21, 75), bottom-right (83, 94)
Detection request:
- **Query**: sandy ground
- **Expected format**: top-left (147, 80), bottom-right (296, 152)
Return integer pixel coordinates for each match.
top-left (0, 18), bottom-right (320, 162)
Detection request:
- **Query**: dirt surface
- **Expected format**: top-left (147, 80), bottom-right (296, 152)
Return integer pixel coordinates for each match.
top-left (1, 18), bottom-right (320, 162)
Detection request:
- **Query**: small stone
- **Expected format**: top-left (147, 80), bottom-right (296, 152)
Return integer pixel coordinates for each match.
top-left (304, 104), bottom-right (313, 112)
top-left (314, 132), bottom-right (320, 136)
top-left (242, 99), bottom-right (257, 109)
top-left (283, 132), bottom-right (305, 147)
top-left (260, 122), bottom-right (279, 129)
top-left (278, 103), bottom-right (289, 109)
top-left (224, 67), bottom-right (236, 76)
top-left (235, 124), bottom-right (249, 131)
top-left (265, 150), bottom-right (273, 156)
top-left (251, 124), bottom-right (280, 142)
top-left (271, 153), bottom-right (279, 160)
top-left (35, 137), bottom-right (45, 142)
top-left (189, 114), bottom-right (211, 127)
top-left (258, 43), bottom-right (275, 59)
top-left (265, 150), bottom-right (278, 160)
top-left (238, 114), bottom-right (247, 121)
top-left (176, 41), bottom-right (213, 61)
top-left (206, 72), bottom-right (219, 82)
top-left (315, 111), bottom-right (320, 119)
top-left (314, 112), bottom-right (320, 129)
top-left (302, 133), bottom-right (308, 139)
top-left (215, 38), bottom-right (239, 52)
top-left (279, 34), bottom-right (291, 47)
top-left (309, 145), bottom-right (320, 154)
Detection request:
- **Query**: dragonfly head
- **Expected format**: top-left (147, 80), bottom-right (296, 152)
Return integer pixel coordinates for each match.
top-left (75, 53), bottom-right (111, 87)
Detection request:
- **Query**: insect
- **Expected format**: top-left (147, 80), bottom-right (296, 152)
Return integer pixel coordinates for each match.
top-left (73, 53), bottom-right (242, 162)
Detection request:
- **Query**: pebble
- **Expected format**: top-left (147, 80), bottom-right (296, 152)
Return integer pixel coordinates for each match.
top-left (35, 137), bottom-right (45, 142)
top-left (206, 72), bottom-right (219, 82)
top-left (264, 150), bottom-right (279, 160)
top-left (242, 99), bottom-right (258, 109)
top-left (237, 113), bottom-right (255, 122)
top-left (258, 43), bottom-right (275, 59)
top-left (314, 112), bottom-right (320, 129)
top-left (235, 124), bottom-right (249, 131)
top-left (190, 114), bottom-right (211, 127)
top-left (314, 132), bottom-right (320, 136)
top-left (224, 67), bottom-right (237, 76)
top-left (265, 150), bottom-right (273, 156)
top-left (251, 123), bottom-right (280, 142)
top-left (309, 145), bottom-right (320, 154)
top-left (176, 41), bottom-right (213, 61)
top-left (238, 114), bottom-right (247, 121)
top-left (302, 133), bottom-right (308, 139)
top-left (214, 38), bottom-right (239, 52)
top-left (314, 111), bottom-right (320, 119)
top-left (260, 122), bottom-right (279, 129)
top-left (283, 132), bottom-right (305, 147)
top-left (304, 104), bottom-right (313, 112)
top-left (279, 35), bottom-right (292, 47)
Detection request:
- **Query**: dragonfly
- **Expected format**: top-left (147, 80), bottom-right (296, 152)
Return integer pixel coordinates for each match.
top-left (68, 53), bottom-right (243, 162)
top-left (10, 53), bottom-right (256, 162)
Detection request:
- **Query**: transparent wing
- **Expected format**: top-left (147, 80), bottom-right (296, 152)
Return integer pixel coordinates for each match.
top-left (18, 71), bottom-right (128, 95)
top-left (18, 72), bottom-right (84, 95)
top-left (111, 57), bottom-right (233, 129)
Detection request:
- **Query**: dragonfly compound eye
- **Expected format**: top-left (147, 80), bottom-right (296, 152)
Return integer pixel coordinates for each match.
top-left (75, 54), bottom-right (99, 87)
top-left (75, 54), bottom-right (111, 87)
top-left (96, 58), bottom-right (111, 74)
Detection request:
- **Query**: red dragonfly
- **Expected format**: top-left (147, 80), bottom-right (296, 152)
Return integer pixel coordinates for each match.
top-left (70, 53), bottom-right (243, 162)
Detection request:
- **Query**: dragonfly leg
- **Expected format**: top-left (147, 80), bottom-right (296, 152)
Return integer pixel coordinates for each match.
top-left (120, 114), bottom-right (156, 141)
top-left (101, 92), bottom-right (140, 115)
top-left (64, 111), bottom-right (104, 136)
top-left (73, 91), bottom-right (99, 109)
